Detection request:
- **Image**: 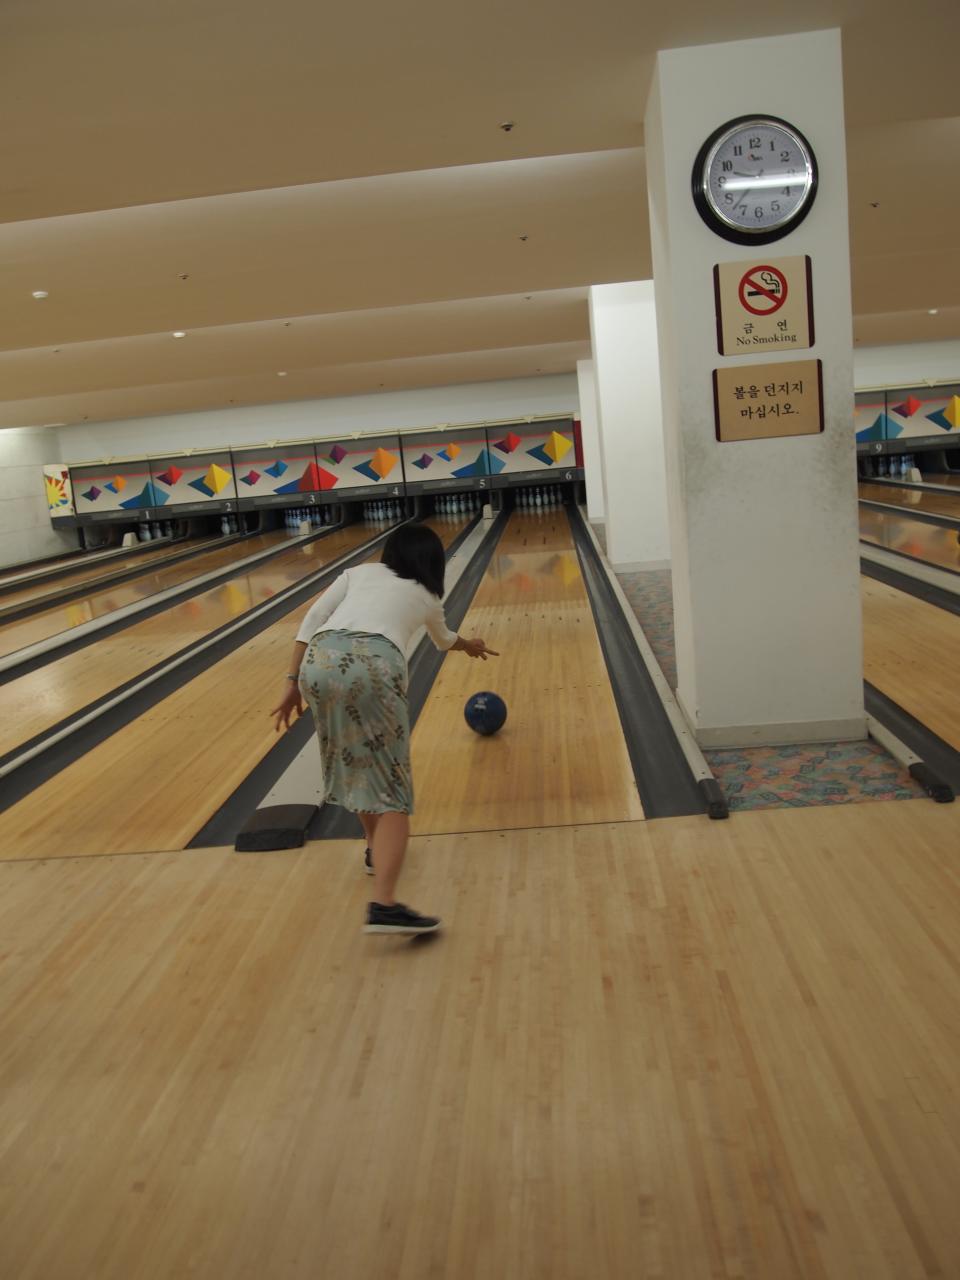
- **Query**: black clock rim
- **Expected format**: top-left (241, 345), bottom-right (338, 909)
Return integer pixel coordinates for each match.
top-left (691, 113), bottom-right (819, 246)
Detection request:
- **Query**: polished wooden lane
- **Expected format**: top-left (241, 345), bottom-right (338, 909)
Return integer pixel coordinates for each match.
top-left (0, 525), bottom-right (378, 760)
top-left (0, 539), bottom-right (175, 609)
top-left (859, 506), bottom-right (960, 573)
top-left (859, 480), bottom-right (960, 519)
top-left (411, 510), bottom-right (644, 835)
top-left (1, 799), bottom-right (957, 1279)
top-left (926, 472), bottom-right (960, 488)
top-left (861, 576), bottom-right (960, 751)
top-left (0, 545), bottom-right (110, 584)
top-left (0, 519), bottom-right (467, 859)
top-left (0, 531), bottom-right (292, 660)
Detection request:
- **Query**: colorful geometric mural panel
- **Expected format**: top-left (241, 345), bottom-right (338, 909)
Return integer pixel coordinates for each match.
top-left (353, 460), bottom-right (381, 484)
top-left (543, 431), bottom-right (573, 464)
top-left (82, 486), bottom-right (102, 502)
top-left (189, 477), bottom-right (214, 497)
top-left (155, 465), bottom-right (184, 487)
top-left (369, 447), bottom-right (399, 480)
top-left (45, 470), bottom-right (71, 510)
top-left (891, 396), bottom-right (923, 418)
top-left (926, 395), bottom-right (960, 432)
top-left (317, 467), bottom-right (339, 490)
top-left (327, 444), bottom-right (347, 465)
top-left (527, 444), bottom-right (555, 466)
top-left (298, 462), bottom-right (323, 492)
top-left (494, 432), bottom-right (522, 454)
top-left (204, 463), bottom-right (232, 495)
top-left (412, 453), bottom-right (433, 470)
top-left (452, 448), bottom-right (506, 478)
top-left (438, 444), bottom-right (461, 463)
top-left (856, 413), bottom-right (902, 443)
top-left (480, 449), bottom-right (506, 474)
top-left (120, 482), bottom-right (169, 509)
top-left (264, 460), bottom-right (288, 479)
top-left (240, 470), bottom-right (261, 486)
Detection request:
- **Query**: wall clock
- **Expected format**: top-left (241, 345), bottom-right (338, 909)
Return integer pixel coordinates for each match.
top-left (692, 115), bottom-right (818, 245)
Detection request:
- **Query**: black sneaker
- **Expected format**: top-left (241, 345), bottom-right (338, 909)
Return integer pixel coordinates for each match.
top-left (364, 846), bottom-right (374, 876)
top-left (364, 902), bottom-right (441, 935)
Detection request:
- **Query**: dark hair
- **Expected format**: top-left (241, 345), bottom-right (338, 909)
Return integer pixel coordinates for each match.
top-left (381, 524), bottom-right (445, 598)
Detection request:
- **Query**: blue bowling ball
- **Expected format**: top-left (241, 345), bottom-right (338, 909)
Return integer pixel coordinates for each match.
top-left (464, 691), bottom-right (507, 736)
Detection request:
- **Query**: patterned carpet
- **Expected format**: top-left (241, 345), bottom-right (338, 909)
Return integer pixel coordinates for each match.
top-left (617, 567), bottom-right (923, 811)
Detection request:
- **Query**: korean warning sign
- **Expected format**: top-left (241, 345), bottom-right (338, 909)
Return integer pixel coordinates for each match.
top-left (714, 255), bottom-right (813, 355)
top-left (712, 358), bottom-right (823, 443)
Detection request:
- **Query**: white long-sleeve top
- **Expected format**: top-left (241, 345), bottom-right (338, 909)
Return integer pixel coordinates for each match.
top-left (295, 562), bottom-right (458, 658)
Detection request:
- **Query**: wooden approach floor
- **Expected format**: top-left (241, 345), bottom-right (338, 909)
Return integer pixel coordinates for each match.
top-left (0, 799), bottom-right (957, 1279)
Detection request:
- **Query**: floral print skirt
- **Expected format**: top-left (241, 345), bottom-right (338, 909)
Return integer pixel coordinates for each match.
top-left (298, 630), bottom-right (413, 815)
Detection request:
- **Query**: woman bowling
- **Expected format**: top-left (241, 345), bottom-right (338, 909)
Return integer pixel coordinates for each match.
top-left (272, 523), bottom-right (497, 935)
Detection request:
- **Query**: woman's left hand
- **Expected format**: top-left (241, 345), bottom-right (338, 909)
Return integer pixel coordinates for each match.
top-left (271, 684), bottom-right (304, 732)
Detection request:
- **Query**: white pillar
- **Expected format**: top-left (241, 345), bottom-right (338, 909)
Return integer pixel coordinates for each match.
top-left (588, 282), bottom-right (669, 569)
top-left (575, 359), bottom-right (605, 522)
top-left (645, 29), bottom-right (865, 747)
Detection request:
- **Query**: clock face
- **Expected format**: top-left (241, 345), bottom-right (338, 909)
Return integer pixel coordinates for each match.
top-left (693, 116), bottom-right (817, 245)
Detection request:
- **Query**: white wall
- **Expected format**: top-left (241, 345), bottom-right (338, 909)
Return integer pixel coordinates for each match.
top-left (588, 283), bottom-right (669, 568)
top-left (0, 428), bottom-right (76, 569)
top-left (575, 360), bottom-right (605, 521)
top-left (854, 339), bottom-right (959, 389)
top-left (56, 374), bottom-right (579, 463)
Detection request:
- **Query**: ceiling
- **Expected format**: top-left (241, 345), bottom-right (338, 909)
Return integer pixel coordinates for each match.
top-left (2, 0), bottom-right (958, 430)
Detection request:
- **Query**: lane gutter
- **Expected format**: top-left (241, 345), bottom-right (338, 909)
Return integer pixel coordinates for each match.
top-left (569, 506), bottom-right (724, 820)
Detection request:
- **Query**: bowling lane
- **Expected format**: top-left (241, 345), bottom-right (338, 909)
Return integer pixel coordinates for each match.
top-left (0, 530), bottom-right (290, 660)
top-left (861, 577), bottom-right (960, 753)
top-left (0, 518), bottom-right (470, 860)
top-left (859, 508), bottom-right (960, 574)
top-left (923, 472), bottom-right (960, 489)
top-left (0, 546), bottom-right (109, 584)
top-left (859, 481), bottom-right (960, 520)
top-left (0, 540), bottom-right (177, 609)
top-left (0, 523), bottom-right (375, 760)
top-left (410, 509), bottom-right (644, 835)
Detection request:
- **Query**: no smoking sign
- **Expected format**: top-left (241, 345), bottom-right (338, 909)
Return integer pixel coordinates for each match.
top-left (714, 254), bottom-right (813, 355)
top-left (738, 265), bottom-right (788, 315)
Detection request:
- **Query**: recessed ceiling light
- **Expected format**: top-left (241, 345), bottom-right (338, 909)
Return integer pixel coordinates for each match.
top-left (32, 290), bottom-right (49, 299)
top-left (172, 331), bottom-right (187, 338)
top-left (928, 308), bottom-right (939, 316)
top-left (499, 121), bottom-right (516, 133)
top-left (277, 371), bottom-right (288, 377)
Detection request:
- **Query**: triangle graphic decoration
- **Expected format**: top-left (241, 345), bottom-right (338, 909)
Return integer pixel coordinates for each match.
top-left (120, 482), bottom-right (169, 509)
top-left (855, 414), bottom-right (902, 443)
top-left (891, 396), bottom-right (923, 418)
